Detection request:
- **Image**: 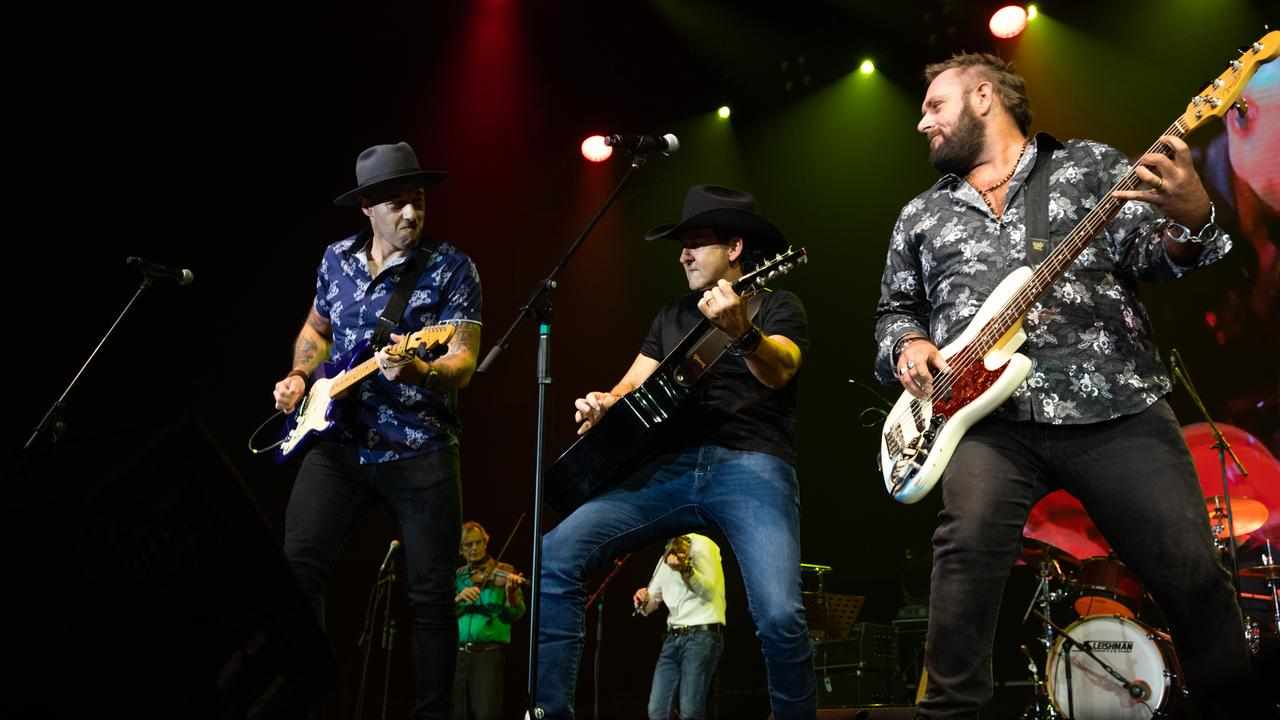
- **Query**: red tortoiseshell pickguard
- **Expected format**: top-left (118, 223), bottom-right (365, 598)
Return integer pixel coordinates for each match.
top-left (931, 361), bottom-right (1005, 418)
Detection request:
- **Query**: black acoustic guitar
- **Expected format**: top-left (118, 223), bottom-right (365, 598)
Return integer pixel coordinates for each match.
top-left (546, 247), bottom-right (808, 514)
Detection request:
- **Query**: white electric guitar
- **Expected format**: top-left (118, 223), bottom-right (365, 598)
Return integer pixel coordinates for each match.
top-left (276, 323), bottom-right (455, 459)
top-left (880, 31), bottom-right (1278, 504)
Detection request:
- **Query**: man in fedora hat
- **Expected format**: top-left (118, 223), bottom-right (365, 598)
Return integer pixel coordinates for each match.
top-left (535, 185), bottom-right (817, 719)
top-left (271, 141), bottom-right (482, 719)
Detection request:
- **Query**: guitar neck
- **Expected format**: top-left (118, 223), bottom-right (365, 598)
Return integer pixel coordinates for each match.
top-left (330, 357), bottom-right (382, 398)
top-left (974, 120), bottom-right (1187, 352)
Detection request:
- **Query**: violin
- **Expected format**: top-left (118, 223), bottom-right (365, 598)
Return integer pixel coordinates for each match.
top-left (469, 562), bottom-right (528, 588)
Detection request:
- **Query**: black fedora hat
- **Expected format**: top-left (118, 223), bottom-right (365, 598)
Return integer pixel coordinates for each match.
top-left (644, 185), bottom-right (786, 255)
top-left (333, 141), bottom-right (447, 207)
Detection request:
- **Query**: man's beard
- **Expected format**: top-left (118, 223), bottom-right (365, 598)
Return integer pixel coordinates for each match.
top-left (929, 103), bottom-right (985, 176)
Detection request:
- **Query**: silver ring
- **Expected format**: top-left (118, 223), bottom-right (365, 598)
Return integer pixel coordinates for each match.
top-left (906, 361), bottom-right (915, 369)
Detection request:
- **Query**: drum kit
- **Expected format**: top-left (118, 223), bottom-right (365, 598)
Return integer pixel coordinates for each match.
top-left (1014, 423), bottom-right (1280, 720)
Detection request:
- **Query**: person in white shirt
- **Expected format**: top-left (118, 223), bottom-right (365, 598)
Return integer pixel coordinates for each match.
top-left (633, 534), bottom-right (727, 720)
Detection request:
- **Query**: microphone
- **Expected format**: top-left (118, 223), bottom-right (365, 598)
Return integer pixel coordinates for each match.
top-left (379, 539), bottom-right (401, 575)
top-left (604, 133), bottom-right (680, 155)
top-left (127, 256), bottom-right (194, 286)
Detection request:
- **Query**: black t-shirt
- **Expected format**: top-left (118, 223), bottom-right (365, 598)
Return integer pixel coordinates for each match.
top-left (638, 288), bottom-right (809, 465)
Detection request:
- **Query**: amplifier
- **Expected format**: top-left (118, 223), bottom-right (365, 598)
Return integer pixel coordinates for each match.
top-left (816, 666), bottom-right (899, 707)
top-left (814, 622), bottom-right (899, 673)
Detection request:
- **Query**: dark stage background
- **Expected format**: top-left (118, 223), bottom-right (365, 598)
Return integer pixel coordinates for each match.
top-left (8, 1), bottom-right (1277, 717)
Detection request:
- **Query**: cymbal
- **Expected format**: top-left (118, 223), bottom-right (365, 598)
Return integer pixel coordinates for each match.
top-left (1205, 496), bottom-right (1269, 539)
top-left (1239, 563), bottom-right (1280, 581)
top-left (1024, 490), bottom-right (1111, 560)
top-left (1017, 536), bottom-right (1081, 571)
top-left (1183, 422), bottom-right (1280, 545)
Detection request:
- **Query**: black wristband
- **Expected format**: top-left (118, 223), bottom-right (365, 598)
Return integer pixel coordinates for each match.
top-left (726, 325), bottom-right (764, 357)
top-left (287, 369), bottom-right (310, 386)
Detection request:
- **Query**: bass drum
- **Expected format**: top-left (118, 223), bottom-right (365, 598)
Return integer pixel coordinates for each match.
top-left (1047, 615), bottom-right (1182, 719)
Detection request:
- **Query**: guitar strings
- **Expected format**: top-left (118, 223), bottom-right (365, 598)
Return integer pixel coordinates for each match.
top-left (885, 120), bottom-right (1185, 432)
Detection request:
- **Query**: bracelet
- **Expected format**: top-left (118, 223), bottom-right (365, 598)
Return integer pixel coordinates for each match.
top-left (1160, 201), bottom-right (1219, 245)
top-left (1193, 200), bottom-right (1220, 243)
top-left (726, 325), bottom-right (764, 357)
top-left (287, 369), bottom-right (310, 385)
top-left (892, 334), bottom-right (928, 362)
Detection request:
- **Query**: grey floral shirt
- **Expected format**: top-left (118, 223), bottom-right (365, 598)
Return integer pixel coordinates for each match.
top-left (873, 134), bottom-right (1231, 424)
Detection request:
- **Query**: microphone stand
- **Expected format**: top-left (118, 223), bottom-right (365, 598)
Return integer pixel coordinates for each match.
top-left (23, 273), bottom-right (154, 451)
top-left (381, 555), bottom-right (398, 720)
top-left (1031, 610), bottom-right (1151, 714)
top-left (1169, 349), bottom-right (1249, 593)
top-left (355, 553), bottom-right (399, 720)
top-left (473, 148), bottom-right (662, 718)
top-left (585, 554), bottom-right (631, 720)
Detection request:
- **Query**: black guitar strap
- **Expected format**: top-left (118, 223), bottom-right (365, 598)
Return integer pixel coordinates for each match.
top-left (1023, 133), bottom-right (1059, 266)
top-left (371, 239), bottom-right (435, 349)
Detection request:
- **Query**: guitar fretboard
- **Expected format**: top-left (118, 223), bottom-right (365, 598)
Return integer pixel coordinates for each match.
top-left (967, 120), bottom-right (1186, 357)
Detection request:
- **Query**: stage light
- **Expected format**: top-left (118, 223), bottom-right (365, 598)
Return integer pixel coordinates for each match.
top-left (1027, 4), bottom-right (1038, 21)
top-left (989, 5), bottom-right (1028, 39)
top-left (581, 135), bottom-right (612, 162)
top-left (858, 59), bottom-right (876, 75)
top-left (717, 105), bottom-right (732, 119)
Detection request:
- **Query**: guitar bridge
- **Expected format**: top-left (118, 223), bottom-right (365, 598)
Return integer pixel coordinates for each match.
top-left (886, 413), bottom-right (946, 496)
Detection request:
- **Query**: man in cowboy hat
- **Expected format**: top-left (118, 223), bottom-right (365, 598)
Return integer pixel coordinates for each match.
top-left (535, 185), bottom-right (816, 719)
top-left (271, 141), bottom-right (482, 719)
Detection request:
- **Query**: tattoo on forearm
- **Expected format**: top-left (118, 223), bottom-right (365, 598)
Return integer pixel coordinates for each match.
top-left (450, 323), bottom-right (481, 356)
top-left (294, 337), bottom-right (320, 369)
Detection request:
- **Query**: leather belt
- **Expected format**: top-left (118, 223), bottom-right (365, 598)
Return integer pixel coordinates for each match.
top-left (666, 623), bottom-right (723, 636)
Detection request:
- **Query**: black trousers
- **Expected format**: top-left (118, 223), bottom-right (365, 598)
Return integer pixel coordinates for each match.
top-left (452, 645), bottom-right (506, 720)
top-left (916, 400), bottom-right (1252, 718)
top-left (284, 441), bottom-right (462, 720)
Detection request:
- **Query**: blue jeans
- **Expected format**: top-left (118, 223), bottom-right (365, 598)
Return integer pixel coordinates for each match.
top-left (647, 629), bottom-right (724, 720)
top-left (284, 441), bottom-right (462, 720)
top-left (535, 445), bottom-right (816, 720)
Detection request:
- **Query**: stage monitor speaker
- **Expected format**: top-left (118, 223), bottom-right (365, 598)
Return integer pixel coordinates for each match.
top-left (9, 411), bottom-right (334, 718)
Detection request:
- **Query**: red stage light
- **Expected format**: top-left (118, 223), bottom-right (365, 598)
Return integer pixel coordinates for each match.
top-left (581, 135), bottom-right (612, 162)
top-left (989, 5), bottom-right (1028, 39)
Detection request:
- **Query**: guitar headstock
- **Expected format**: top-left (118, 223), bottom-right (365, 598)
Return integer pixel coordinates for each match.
top-left (734, 246), bottom-right (809, 294)
top-left (1180, 30), bottom-right (1278, 133)
top-left (385, 323), bottom-right (456, 362)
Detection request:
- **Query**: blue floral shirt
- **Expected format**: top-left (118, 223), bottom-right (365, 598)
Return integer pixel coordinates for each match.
top-left (314, 232), bottom-right (482, 463)
top-left (874, 135), bottom-right (1231, 424)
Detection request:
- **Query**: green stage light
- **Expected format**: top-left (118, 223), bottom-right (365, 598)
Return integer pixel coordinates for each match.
top-left (1027, 4), bottom-right (1039, 21)
top-left (859, 59), bottom-right (875, 75)
top-left (717, 105), bottom-right (732, 119)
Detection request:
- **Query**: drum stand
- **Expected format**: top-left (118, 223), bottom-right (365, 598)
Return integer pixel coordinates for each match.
top-left (1020, 557), bottom-right (1064, 719)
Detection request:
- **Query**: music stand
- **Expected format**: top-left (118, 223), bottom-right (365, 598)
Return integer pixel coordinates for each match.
top-left (804, 591), bottom-right (865, 641)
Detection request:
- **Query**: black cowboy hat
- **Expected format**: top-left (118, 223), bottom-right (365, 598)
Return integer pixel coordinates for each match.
top-left (333, 141), bottom-right (447, 207)
top-left (644, 184), bottom-right (786, 255)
